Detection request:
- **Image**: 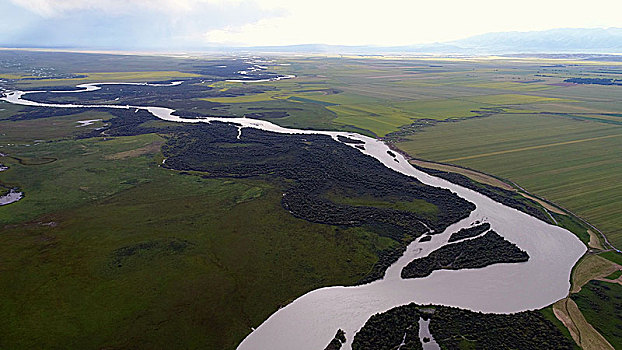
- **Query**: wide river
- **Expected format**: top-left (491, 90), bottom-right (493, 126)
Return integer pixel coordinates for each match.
top-left (1, 81), bottom-right (586, 350)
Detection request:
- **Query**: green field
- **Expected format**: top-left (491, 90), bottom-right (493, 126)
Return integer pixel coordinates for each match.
top-left (397, 113), bottom-right (622, 247)
top-left (0, 171), bottom-right (393, 349)
top-left (572, 280), bottom-right (622, 348)
top-left (604, 270), bottom-right (622, 280)
top-left (601, 251), bottom-right (622, 265)
top-left (325, 191), bottom-right (438, 222)
top-left (200, 57), bottom-right (622, 141)
top-left (1, 71), bottom-right (202, 88)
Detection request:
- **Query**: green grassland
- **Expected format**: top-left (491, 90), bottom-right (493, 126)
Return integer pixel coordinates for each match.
top-left (2, 52), bottom-right (622, 348)
top-left (0, 51), bottom-right (211, 88)
top-left (1, 71), bottom-right (202, 88)
top-left (600, 251), bottom-right (622, 265)
top-left (465, 81), bottom-right (553, 91)
top-left (0, 133), bottom-right (169, 224)
top-left (0, 108), bottom-right (398, 349)
top-left (540, 306), bottom-right (579, 348)
top-left (0, 107), bottom-right (110, 142)
top-left (551, 213), bottom-right (591, 246)
top-left (572, 280), bottom-right (622, 348)
top-left (325, 190), bottom-right (438, 222)
top-left (0, 102), bottom-right (27, 120)
top-left (604, 270), bottom-right (622, 280)
top-left (0, 171), bottom-right (393, 349)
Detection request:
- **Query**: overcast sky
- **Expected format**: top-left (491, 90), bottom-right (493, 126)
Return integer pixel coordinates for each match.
top-left (1, 0), bottom-right (621, 49)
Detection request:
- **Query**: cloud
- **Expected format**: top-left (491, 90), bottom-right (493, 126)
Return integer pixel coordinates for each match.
top-left (2, 0), bottom-right (285, 48)
top-left (202, 0), bottom-right (622, 46)
top-left (3, 0), bottom-right (622, 48)
top-left (8, 0), bottom-right (251, 17)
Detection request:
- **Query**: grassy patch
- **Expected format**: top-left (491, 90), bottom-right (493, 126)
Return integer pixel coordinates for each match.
top-left (81, 71), bottom-right (202, 81)
top-left (465, 81), bottom-right (553, 91)
top-left (604, 269), bottom-right (622, 280)
top-left (11, 71), bottom-right (202, 88)
top-left (288, 96), bottom-right (337, 106)
top-left (463, 93), bottom-right (565, 105)
top-left (201, 91), bottom-right (283, 103)
top-left (393, 99), bottom-right (483, 119)
top-left (600, 251), bottom-right (622, 265)
top-left (331, 112), bottom-right (413, 137)
top-left (0, 102), bottom-right (25, 120)
top-left (325, 191), bottom-right (438, 220)
top-left (553, 213), bottom-right (590, 245)
top-left (540, 306), bottom-right (579, 349)
top-left (0, 134), bottom-right (168, 224)
top-left (553, 298), bottom-right (612, 349)
top-left (570, 254), bottom-right (618, 293)
top-left (572, 280), bottom-right (622, 348)
top-left (0, 110), bottom-right (112, 143)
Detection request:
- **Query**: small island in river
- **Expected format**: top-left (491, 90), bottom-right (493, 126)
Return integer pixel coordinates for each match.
top-left (401, 230), bottom-right (529, 279)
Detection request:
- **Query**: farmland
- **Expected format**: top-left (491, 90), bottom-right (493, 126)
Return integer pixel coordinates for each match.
top-left (201, 57), bottom-right (587, 137)
top-left (397, 113), bottom-right (622, 247)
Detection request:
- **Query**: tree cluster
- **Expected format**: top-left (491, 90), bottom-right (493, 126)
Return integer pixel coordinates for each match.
top-left (419, 235), bottom-right (432, 243)
top-left (323, 329), bottom-right (346, 350)
top-left (352, 304), bottom-right (422, 350)
top-left (448, 222), bottom-right (490, 242)
top-left (565, 77), bottom-right (621, 86)
top-left (357, 244), bottom-right (409, 284)
top-left (352, 303), bottom-right (575, 350)
top-left (401, 231), bottom-right (529, 279)
top-left (337, 135), bottom-right (365, 144)
top-left (429, 306), bottom-right (575, 349)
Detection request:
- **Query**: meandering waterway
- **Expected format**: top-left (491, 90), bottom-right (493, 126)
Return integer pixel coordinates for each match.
top-left (0, 81), bottom-right (586, 350)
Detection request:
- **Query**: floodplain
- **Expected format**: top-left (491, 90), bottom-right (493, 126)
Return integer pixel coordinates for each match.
top-left (1, 50), bottom-right (621, 349)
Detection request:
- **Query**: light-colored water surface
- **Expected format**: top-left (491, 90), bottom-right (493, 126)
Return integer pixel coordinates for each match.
top-left (0, 189), bottom-right (23, 206)
top-left (0, 82), bottom-right (586, 350)
top-left (76, 119), bottom-right (103, 127)
top-left (419, 318), bottom-right (440, 350)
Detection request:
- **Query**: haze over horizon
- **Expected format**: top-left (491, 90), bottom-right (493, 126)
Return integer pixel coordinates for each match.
top-left (2, 0), bottom-right (622, 50)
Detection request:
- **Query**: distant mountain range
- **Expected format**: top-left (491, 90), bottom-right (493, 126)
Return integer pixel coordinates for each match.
top-left (5, 27), bottom-right (622, 56)
top-left (218, 28), bottom-right (622, 55)
top-left (451, 27), bottom-right (622, 53)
